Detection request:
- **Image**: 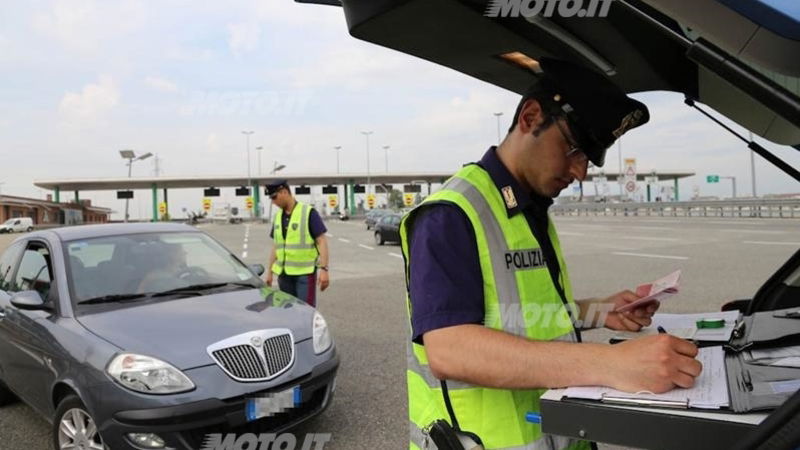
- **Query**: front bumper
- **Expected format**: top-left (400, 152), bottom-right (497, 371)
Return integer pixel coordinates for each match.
top-left (95, 351), bottom-right (338, 450)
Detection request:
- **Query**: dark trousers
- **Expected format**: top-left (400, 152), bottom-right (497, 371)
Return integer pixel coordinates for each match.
top-left (278, 272), bottom-right (317, 307)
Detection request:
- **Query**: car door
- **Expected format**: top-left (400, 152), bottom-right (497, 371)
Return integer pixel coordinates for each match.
top-left (389, 215), bottom-right (401, 242)
top-left (0, 241), bottom-right (25, 384)
top-left (0, 240), bottom-right (61, 413)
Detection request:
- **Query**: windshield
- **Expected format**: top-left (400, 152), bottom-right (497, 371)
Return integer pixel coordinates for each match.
top-left (3, 219), bottom-right (16, 225)
top-left (64, 232), bottom-right (260, 304)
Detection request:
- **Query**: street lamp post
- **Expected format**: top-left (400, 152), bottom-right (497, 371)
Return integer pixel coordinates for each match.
top-left (493, 112), bottom-right (504, 145)
top-left (119, 149), bottom-right (153, 223)
top-left (333, 146), bottom-right (342, 174)
top-left (361, 131), bottom-right (373, 195)
top-left (382, 145), bottom-right (390, 173)
top-left (242, 131), bottom-right (254, 184)
top-left (255, 146), bottom-right (263, 177)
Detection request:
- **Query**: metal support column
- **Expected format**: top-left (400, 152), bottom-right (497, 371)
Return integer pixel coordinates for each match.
top-left (151, 184), bottom-right (158, 222)
top-left (348, 179), bottom-right (356, 216)
top-left (253, 182), bottom-right (261, 220)
top-left (163, 188), bottom-right (169, 219)
top-left (674, 178), bottom-right (679, 201)
top-left (74, 190), bottom-right (80, 203)
top-left (647, 184), bottom-right (651, 202)
top-left (54, 187), bottom-right (60, 203)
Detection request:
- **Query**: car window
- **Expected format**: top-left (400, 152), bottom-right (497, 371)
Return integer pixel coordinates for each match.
top-left (69, 243), bottom-right (114, 268)
top-left (12, 244), bottom-right (53, 299)
top-left (0, 241), bottom-right (25, 292)
top-left (392, 216), bottom-right (401, 225)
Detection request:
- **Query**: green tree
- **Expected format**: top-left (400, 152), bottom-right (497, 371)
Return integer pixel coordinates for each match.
top-left (389, 189), bottom-right (404, 209)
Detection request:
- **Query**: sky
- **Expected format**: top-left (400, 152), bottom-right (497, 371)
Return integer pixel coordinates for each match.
top-left (0, 0), bottom-right (798, 220)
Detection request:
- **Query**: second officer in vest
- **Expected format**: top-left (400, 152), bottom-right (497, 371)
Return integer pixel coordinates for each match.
top-left (401, 59), bottom-right (703, 449)
top-left (266, 180), bottom-right (330, 307)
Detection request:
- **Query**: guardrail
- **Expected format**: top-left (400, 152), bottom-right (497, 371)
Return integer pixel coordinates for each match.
top-left (551, 199), bottom-right (800, 218)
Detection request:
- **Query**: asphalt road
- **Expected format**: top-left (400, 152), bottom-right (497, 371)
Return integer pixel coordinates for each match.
top-left (0, 215), bottom-right (798, 449)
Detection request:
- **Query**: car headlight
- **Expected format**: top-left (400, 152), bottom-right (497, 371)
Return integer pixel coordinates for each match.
top-left (107, 353), bottom-right (195, 394)
top-left (313, 311), bottom-right (332, 354)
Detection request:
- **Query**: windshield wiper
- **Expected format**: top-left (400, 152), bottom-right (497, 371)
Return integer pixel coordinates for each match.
top-left (151, 282), bottom-right (259, 297)
top-left (78, 293), bottom-right (151, 305)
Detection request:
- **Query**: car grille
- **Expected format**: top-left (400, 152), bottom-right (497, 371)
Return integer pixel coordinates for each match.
top-left (211, 333), bottom-right (294, 381)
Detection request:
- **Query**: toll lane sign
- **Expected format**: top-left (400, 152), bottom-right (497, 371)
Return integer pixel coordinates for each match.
top-left (202, 198), bottom-right (212, 212)
top-left (403, 193), bottom-right (414, 207)
top-left (707, 175), bottom-right (720, 183)
top-left (328, 195), bottom-right (338, 208)
top-left (367, 194), bottom-right (376, 209)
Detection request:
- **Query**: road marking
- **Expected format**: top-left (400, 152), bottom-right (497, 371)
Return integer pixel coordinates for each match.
top-left (243, 243), bottom-right (248, 249)
top-left (557, 231), bottom-right (585, 236)
top-left (623, 226), bottom-right (673, 231)
top-left (720, 229), bottom-right (785, 234)
top-left (743, 240), bottom-right (800, 246)
top-left (326, 233), bottom-right (334, 237)
top-left (242, 251), bottom-right (248, 258)
top-left (359, 244), bottom-right (375, 251)
top-left (339, 238), bottom-right (351, 243)
top-left (611, 252), bottom-right (689, 260)
top-left (622, 236), bottom-right (680, 242)
top-left (388, 253), bottom-right (403, 259)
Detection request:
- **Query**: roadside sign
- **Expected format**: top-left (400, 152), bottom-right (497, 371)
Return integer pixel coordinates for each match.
top-left (645, 176), bottom-right (659, 185)
top-left (202, 198), bottom-right (212, 212)
top-left (367, 194), bottom-right (376, 209)
top-left (623, 158), bottom-right (637, 199)
top-left (707, 175), bottom-right (720, 183)
top-left (403, 193), bottom-right (414, 207)
top-left (328, 195), bottom-right (338, 208)
top-left (625, 180), bottom-right (637, 193)
top-left (158, 202), bottom-right (167, 215)
top-left (245, 197), bottom-right (254, 210)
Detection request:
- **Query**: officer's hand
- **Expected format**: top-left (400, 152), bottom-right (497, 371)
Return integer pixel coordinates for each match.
top-left (601, 290), bottom-right (659, 331)
top-left (609, 335), bottom-right (702, 393)
top-left (265, 272), bottom-right (274, 287)
top-left (318, 270), bottom-right (330, 291)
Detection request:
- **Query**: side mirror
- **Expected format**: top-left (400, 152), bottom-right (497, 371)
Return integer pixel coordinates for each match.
top-left (249, 264), bottom-right (266, 276)
top-left (10, 290), bottom-right (48, 310)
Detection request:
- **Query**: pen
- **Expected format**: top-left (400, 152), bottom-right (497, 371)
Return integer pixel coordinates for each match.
top-left (657, 326), bottom-right (667, 334)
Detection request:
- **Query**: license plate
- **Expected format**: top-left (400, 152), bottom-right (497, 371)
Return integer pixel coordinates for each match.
top-left (245, 386), bottom-right (301, 422)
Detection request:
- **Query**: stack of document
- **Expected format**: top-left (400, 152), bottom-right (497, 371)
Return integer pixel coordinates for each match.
top-left (616, 270), bottom-right (681, 313)
top-left (612, 310), bottom-right (740, 343)
top-left (562, 347), bottom-right (730, 410)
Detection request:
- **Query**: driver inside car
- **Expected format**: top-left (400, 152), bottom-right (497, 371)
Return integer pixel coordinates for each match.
top-left (137, 242), bottom-right (191, 293)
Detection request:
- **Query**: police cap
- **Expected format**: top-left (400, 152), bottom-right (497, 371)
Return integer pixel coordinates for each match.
top-left (265, 179), bottom-right (289, 197)
top-left (529, 58), bottom-right (650, 167)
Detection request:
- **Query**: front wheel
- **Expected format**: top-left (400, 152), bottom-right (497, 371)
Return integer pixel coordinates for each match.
top-left (375, 232), bottom-right (385, 246)
top-left (53, 395), bottom-right (106, 450)
top-left (26, 227), bottom-right (33, 232)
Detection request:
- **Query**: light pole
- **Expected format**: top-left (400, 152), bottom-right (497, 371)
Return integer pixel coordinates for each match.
top-left (617, 138), bottom-right (623, 197)
top-left (333, 146), bottom-right (342, 174)
top-left (493, 112), bottom-right (504, 145)
top-left (382, 145), bottom-right (390, 173)
top-left (255, 146), bottom-right (263, 176)
top-left (242, 131), bottom-right (254, 183)
top-left (119, 149), bottom-right (152, 223)
top-left (361, 131), bottom-right (373, 195)
top-left (749, 132), bottom-right (757, 197)
top-left (722, 176), bottom-right (737, 199)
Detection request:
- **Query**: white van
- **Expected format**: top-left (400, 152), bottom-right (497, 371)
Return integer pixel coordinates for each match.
top-left (0, 217), bottom-right (33, 233)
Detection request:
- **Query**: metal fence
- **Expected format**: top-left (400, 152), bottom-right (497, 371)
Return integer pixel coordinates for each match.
top-left (551, 199), bottom-right (800, 218)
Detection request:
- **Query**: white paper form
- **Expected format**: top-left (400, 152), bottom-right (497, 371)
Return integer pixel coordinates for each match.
top-left (563, 347), bottom-right (730, 409)
top-left (748, 345), bottom-right (800, 368)
top-left (611, 311), bottom-right (740, 342)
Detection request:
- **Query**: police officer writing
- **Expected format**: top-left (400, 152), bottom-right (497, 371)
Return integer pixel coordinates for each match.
top-left (400, 59), bottom-right (702, 450)
top-left (265, 180), bottom-right (330, 307)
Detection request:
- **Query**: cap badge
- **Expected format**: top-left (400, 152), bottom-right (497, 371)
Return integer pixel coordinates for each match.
top-left (292, 223), bottom-right (299, 231)
top-left (502, 186), bottom-right (518, 209)
top-left (613, 109), bottom-right (645, 138)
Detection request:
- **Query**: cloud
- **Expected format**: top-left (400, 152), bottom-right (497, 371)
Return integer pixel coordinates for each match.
top-left (58, 75), bottom-right (120, 124)
top-left (227, 22), bottom-right (261, 57)
top-left (144, 76), bottom-right (178, 93)
top-left (33, 0), bottom-right (146, 54)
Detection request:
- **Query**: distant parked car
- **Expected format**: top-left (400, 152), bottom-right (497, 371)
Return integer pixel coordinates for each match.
top-left (365, 209), bottom-right (391, 230)
top-left (0, 217), bottom-right (33, 233)
top-left (374, 213), bottom-right (402, 245)
top-left (0, 223), bottom-right (338, 450)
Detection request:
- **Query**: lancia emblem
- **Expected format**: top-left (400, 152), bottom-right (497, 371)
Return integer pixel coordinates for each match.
top-left (250, 336), bottom-right (263, 347)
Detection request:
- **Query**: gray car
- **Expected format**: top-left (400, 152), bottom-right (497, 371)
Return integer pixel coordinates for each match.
top-left (0, 223), bottom-right (338, 450)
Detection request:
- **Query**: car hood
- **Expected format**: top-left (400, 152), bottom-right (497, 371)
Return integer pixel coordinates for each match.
top-left (76, 287), bottom-right (317, 370)
top-left (316, 0), bottom-right (799, 153)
